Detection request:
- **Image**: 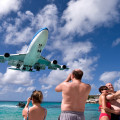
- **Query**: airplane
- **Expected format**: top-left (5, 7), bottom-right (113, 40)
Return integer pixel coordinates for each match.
top-left (0, 27), bottom-right (68, 72)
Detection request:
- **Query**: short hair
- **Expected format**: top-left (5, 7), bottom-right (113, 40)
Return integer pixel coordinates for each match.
top-left (99, 86), bottom-right (108, 93)
top-left (72, 69), bottom-right (83, 80)
top-left (31, 90), bottom-right (43, 104)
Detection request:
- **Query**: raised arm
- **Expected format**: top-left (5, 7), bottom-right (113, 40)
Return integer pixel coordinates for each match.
top-left (55, 83), bottom-right (63, 92)
top-left (22, 97), bottom-right (31, 118)
top-left (106, 94), bottom-right (115, 100)
top-left (55, 74), bottom-right (71, 92)
top-left (106, 91), bottom-right (120, 100)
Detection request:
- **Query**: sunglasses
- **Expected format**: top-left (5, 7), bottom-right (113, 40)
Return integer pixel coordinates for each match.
top-left (102, 88), bottom-right (108, 90)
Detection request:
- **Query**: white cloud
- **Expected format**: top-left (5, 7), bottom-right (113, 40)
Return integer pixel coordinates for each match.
top-left (39, 70), bottom-right (68, 85)
top-left (0, 0), bottom-right (22, 18)
top-left (1, 1), bottom-right (120, 45)
top-left (17, 45), bottom-right (28, 54)
top-left (26, 86), bottom-right (36, 91)
top-left (114, 78), bottom-right (120, 90)
top-left (0, 68), bottom-right (33, 86)
top-left (91, 84), bottom-right (97, 89)
top-left (0, 68), bottom-right (34, 94)
top-left (99, 71), bottom-right (120, 83)
top-left (2, 11), bottom-right (34, 45)
top-left (2, 4), bottom-right (58, 45)
top-left (61, 0), bottom-right (119, 36)
top-left (41, 85), bottom-right (52, 90)
top-left (62, 41), bottom-right (93, 62)
top-left (31, 4), bottom-right (58, 32)
top-left (16, 87), bottom-right (25, 93)
top-left (0, 86), bottom-right (9, 94)
top-left (5, 27), bottom-right (33, 45)
top-left (68, 57), bottom-right (98, 80)
top-left (43, 91), bottom-right (48, 98)
top-left (112, 38), bottom-right (120, 47)
top-left (46, 52), bottom-right (56, 60)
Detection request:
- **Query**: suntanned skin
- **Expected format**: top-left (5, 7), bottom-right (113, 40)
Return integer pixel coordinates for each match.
top-left (106, 83), bottom-right (120, 112)
top-left (55, 69), bottom-right (91, 112)
top-left (99, 88), bottom-right (119, 120)
top-left (22, 97), bottom-right (47, 120)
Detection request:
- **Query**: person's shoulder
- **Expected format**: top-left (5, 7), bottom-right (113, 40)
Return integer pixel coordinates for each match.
top-left (63, 81), bottom-right (71, 86)
top-left (29, 106), bottom-right (36, 112)
top-left (41, 107), bottom-right (47, 110)
top-left (82, 82), bottom-right (91, 88)
top-left (80, 83), bottom-right (91, 91)
top-left (100, 94), bottom-right (106, 99)
top-left (43, 107), bottom-right (47, 112)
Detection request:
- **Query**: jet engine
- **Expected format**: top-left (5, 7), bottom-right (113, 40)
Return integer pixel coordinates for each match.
top-left (51, 60), bottom-right (57, 64)
top-left (4, 53), bottom-right (10, 57)
top-left (61, 65), bottom-right (66, 69)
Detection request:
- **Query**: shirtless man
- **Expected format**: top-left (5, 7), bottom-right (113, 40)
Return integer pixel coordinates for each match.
top-left (55, 69), bottom-right (91, 120)
top-left (106, 83), bottom-right (120, 120)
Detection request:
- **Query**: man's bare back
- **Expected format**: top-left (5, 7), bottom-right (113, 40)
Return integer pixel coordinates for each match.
top-left (61, 81), bottom-right (91, 112)
top-left (55, 69), bottom-right (91, 113)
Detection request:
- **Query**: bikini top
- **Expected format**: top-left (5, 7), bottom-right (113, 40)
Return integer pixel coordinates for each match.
top-left (99, 102), bottom-right (111, 111)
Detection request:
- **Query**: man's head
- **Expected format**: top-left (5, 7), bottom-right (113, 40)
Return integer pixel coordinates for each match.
top-left (72, 69), bottom-right (83, 80)
top-left (106, 83), bottom-right (114, 92)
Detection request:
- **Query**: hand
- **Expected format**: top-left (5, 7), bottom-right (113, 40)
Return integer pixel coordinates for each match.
top-left (27, 97), bottom-right (31, 104)
top-left (25, 97), bottom-right (31, 108)
top-left (65, 73), bottom-right (72, 82)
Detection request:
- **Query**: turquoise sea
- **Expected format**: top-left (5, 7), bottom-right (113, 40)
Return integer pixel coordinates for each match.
top-left (0, 101), bottom-right (100, 120)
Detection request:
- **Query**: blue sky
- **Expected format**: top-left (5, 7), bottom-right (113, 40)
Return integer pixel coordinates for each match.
top-left (0, 0), bottom-right (120, 101)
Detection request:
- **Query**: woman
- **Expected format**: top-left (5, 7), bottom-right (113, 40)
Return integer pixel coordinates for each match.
top-left (99, 86), bottom-right (119, 120)
top-left (22, 90), bottom-right (47, 120)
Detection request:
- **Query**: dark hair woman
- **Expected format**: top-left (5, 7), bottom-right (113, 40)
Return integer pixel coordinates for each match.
top-left (99, 86), bottom-right (119, 120)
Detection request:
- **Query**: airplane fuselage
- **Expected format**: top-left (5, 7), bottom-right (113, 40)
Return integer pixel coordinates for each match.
top-left (23, 28), bottom-right (48, 67)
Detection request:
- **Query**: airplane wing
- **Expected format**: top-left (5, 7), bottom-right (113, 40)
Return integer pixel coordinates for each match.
top-left (0, 54), bottom-right (68, 71)
top-left (36, 56), bottom-right (68, 70)
top-left (0, 56), bottom-right (5, 63)
top-left (0, 53), bottom-right (26, 67)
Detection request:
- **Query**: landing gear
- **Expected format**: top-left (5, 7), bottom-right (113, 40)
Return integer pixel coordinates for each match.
top-left (29, 68), bottom-right (33, 71)
top-left (36, 66), bottom-right (40, 71)
top-left (22, 67), bottom-right (26, 70)
top-left (16, 64), bottom-right (20, 68)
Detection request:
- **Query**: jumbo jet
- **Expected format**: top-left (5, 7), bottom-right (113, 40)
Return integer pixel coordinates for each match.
top-left (0, 27), bottom-right (68, 72)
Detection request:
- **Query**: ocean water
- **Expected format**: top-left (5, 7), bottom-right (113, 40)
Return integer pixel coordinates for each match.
top-left (0, 101), bottom-right (100, 120)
